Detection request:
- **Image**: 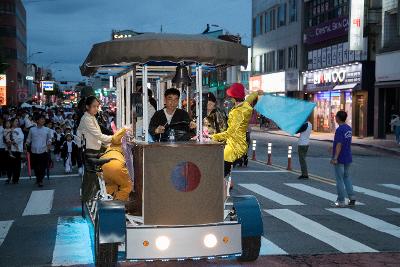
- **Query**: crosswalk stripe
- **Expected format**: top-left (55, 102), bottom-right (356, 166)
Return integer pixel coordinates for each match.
top-left (22, 190), bottom-right (54, 216)
top-left (265, 209), bottom-right (377, 253)
top-left (380, 184), bottom-right (400, 191)
top-left (0, 220), bottom-right (13, 247)
top-left (239, 184), bottom-right (304, 205)
top-left (285, 183), bottom-right (364, 205)
top-left (388, 208), bottom-right (400, 214)
top-left (260, 236), bottom-right (287, 255)
top-left (353, 186), bottom-right (400, 204)
top-left (327, 208), bottom-right (400, 238)
top-left (52, 216), bottom-right (94, 266)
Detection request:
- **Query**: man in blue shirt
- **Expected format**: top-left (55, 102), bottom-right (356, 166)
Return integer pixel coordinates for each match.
top-left (331, 111), bottom-right (356, 207)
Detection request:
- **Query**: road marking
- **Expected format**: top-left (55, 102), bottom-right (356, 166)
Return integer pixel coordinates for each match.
top-left (52, 216), bottom-right (94, 266)
top-left (232, 170), bottom-right (288, 173)
top-left (0, 220), bottom-right (13, 246)
top-left (0, 174), bottom-right (79, 181)
top-left (327, 208), bottom-right (400, 238)
top-left (380, 184), bottom-right (400, 191)
top-left (260, 236), bottom-right (287, 255)
top-left (251, 160), bottom-right (336, 185)
top-left (388, 208), bottom-right (400, 214)
top-left (265, 209), bottom-right (377, 253)
top-left (285, 183), bottom-right (364, 205)
top-left (239, 184), bottom-right (304, 205)
top-left (353, 186), bottom-right (400, 204)
top-left (22, 190), bottom-right (54, 216)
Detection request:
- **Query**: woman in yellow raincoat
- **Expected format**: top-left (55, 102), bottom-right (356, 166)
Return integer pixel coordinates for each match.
top-left (211, 83), bottom-right (262, 177)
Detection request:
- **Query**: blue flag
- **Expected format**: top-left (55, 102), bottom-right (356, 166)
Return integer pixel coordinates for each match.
top-left (254, 94), bottom-right (316, 135)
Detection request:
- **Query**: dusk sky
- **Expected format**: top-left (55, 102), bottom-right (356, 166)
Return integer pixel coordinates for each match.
top-left (23, 0), bottom-right (251, 82)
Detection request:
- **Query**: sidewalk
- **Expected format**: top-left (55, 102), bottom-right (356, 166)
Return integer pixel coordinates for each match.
top-left (252, 126), bottom-right (400, 156)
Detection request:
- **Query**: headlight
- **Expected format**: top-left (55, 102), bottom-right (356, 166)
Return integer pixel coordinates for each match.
top-left (155, 236), bottom-right (170, 251)
top-left (203, 234), bottom-right (217, 248)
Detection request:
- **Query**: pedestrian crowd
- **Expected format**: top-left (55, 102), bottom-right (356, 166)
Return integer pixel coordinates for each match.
top-left (0, 103), bottom-right (115, 187)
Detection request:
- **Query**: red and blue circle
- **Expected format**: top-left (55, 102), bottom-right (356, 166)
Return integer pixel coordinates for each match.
top-left (171, 161), bottom-right (201, 192)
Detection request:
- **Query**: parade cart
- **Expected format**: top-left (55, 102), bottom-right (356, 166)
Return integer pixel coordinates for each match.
top-left (80, 33), bottom-right (263, 266)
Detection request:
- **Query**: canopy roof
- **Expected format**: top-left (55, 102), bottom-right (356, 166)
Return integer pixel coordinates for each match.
top-left (80, 33), bottom-right (248, 76)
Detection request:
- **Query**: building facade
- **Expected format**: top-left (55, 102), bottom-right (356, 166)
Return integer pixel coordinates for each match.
top-left (374, 0), bottom-right (400, 139)
top-left (251, 0), bottom-right (303, 96)
top-left (301, 0), bottom-right (381, 137)
top-left (0, 0), bottom-right (27, 105)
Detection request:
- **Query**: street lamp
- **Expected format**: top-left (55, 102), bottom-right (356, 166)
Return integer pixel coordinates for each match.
top-left (27, 51), bottom-right (44, 63)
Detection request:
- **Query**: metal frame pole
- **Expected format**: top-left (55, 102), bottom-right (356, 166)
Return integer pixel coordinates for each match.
top-left (195, 65), bottom-right (203, 142)
top-left (156, 78), bottom-right (161, 110)
top-left (116, 77), bottom-right (122, 128)
top-left (142, 65), bottom-right (149, 142)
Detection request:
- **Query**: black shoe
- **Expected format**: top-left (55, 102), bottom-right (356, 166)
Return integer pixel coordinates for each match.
top-left (38, 182), bottom-right (43, 187)
top-left (12, 181), bottom-right (18, 184)
top-left (348, 199), bottom-right (356, 206)
top-left (298, 175), bottom-right (309, 179)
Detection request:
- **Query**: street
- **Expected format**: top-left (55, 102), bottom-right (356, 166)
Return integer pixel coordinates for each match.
top-left (0, 132), bottom-right (399, 266)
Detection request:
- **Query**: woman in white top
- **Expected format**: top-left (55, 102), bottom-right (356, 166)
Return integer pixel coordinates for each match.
top-left (77, 96), bottom-right (115, 201)
top-left (5, 118), bottom-right (24, 184)
top-left (77, 96), bottom-right (113, 152)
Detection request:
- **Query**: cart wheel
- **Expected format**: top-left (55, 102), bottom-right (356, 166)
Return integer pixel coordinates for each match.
top-left (238, 236), bottom-right (261, 262)
top-left (95, 219), bottom-right (118, 267)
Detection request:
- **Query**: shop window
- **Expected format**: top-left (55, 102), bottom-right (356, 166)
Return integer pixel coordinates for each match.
top-left (252, 18), bottom-right (256, 37)
top-left (264, 11), bottom-right (270, 32)
top-left (255, 15), bottom-right (261, 36)
top-left (266, 51), bottom-right (276, 73)
top-left (289, 0), bottom-right (297, 23)
top-left (270, 9), bottom-right (276, 31)
top-left (304, 0), bottom-right (349, 28)
top-left (278, 49), bottom-right (285, 70)
top-left (0, 26), bottom-right (16, 38)
top-left (288, 45), bottom-right (297, 69)
top-left (278, 3), bottom-right (287, 27)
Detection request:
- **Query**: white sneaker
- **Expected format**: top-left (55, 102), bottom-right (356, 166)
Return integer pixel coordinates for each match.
top-left (78, 167), bottom-right (83, 175)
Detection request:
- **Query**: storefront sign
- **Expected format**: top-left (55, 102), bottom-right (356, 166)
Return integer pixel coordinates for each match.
top-left (261, 72), bottom-right (286, 93)
top-left (16, 89), bottom-right (28, 102)
top-left (313, 69), bottom-right (346, 85)
top-left (249, 76), bottom-right (262, 92)
top-left (303, 63), bottom-right (362, 92)
top-left (307, 38), bottom-right (368, 70)
top-left (349, 0), bottom-right (364, 50)
top-left (304, 16), bottom-right (349, 45)
top-left (0, 74), bottom-right (6, 106)
top-left (376, 51), bottom-right (400, 82)
top-left (41, 81), bottom-right (54, 92)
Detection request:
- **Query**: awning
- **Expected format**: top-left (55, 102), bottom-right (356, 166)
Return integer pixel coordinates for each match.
top-left (333, 83), bottom-right (359, 90)
top-left (375, 81), bottom-right (400, 88)
top-left (80, 33), bottom-right (248, 76)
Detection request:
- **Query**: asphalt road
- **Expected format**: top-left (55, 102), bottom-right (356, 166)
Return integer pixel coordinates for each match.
top-left (0, 133), bottom-right (399, 266)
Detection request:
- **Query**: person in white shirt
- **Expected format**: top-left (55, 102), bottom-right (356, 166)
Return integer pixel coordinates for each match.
top-left (61, 133), bottom-right (78, 173)
top-left (26, 114), bottom-right (52, 187)
top-left (5, 118), bottom-right (24, 184)
top-left (77, 96), bottom-right (115, 201)
top-left (0, 117), bottom-right (6, 177)
top-left (77, 96), bottom-right (113, 152)
top-left (390, 114), bottom-right (400, 145)
top-left (296, 121), bottom-right (312, 179)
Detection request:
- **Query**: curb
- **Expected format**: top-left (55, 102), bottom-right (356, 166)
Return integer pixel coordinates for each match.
top-left (252, 128), bottom-right (400, 157)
